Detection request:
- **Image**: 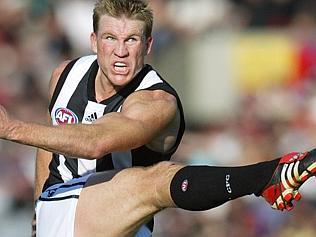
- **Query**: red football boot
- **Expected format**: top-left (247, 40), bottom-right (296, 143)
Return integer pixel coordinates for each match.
top-left (261, 151), bottom-right (316, 211)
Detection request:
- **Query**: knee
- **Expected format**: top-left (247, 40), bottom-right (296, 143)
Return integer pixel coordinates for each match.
top-left (113, 161), bottom-right (182, 187)
top-left (145, 161), bottom-right (181, 180)
top-left (146, 161), bottom-right (184, 208)
top-left (111, 162), bottom-right (176, 187)
top-left (112, 161), bottom-right (183, 208)
top-left (151, 161), bottom-right (180, 172)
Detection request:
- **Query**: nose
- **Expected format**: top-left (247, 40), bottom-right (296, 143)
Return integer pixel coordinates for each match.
top-left (114, 41), bottom-right (128, 58)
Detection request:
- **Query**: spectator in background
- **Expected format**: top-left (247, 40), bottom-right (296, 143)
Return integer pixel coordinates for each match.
top-left (230, 0), bottom-right (299, 27)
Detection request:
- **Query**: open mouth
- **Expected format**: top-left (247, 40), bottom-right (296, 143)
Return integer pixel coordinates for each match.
top-left (113, 62), bottom-right (128, 74)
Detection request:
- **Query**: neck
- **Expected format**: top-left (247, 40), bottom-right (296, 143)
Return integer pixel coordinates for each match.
top-left (94, 65), bottom-right (146, 102)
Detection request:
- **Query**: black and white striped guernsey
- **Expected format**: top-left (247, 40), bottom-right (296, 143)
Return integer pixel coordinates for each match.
top-left (44, 55), bottom-right (185, 190)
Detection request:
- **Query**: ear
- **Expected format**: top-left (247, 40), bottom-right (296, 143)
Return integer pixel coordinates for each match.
top-left (145, 37), bottom-right (153, 55)
top-left (90, 32), bottom-right (98, 54)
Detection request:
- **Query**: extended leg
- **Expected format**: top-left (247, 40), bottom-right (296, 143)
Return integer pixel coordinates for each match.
top-left (74, 159), bottom-right (277, 236)
top-left (74, 149), bottom-right (316, 236)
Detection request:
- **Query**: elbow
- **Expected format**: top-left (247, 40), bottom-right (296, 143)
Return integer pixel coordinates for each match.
top-left (85, 140), bottom-right (110, 160)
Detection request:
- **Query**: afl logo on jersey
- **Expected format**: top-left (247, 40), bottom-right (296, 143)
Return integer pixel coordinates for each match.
top-left (55, 108), bottom-right (79, 125)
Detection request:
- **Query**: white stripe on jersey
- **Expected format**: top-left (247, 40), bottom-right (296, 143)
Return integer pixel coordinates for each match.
top-left (136, 70), bottom-right (163, 91)
top-left (52, 55), bottom-right (97, 182)
top-left (77, 160), bottom-right (96, 177)
top-left (57, 155), bottom-right (74, 181)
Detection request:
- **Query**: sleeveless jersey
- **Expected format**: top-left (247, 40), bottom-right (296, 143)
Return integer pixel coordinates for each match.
top-left (44, 55), bottom-right (185, 190)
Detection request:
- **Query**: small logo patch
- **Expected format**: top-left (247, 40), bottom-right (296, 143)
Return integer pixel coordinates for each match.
top-left (226, 174), bottom-right (232, 194)
top-left (47, 188), bottom-right (57, 197)
top-left (55, 108), bottom-right (79, 125)
top-left (85, 112), bottom-right (98, 123)
top-left (181, 179), bottom-right (189, 192)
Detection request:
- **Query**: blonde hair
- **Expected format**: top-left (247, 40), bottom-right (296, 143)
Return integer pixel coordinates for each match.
top-left (93, 0), bottom-right (153, 39)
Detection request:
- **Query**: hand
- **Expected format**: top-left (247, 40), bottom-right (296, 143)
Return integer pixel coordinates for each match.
top-left (0, 104), bottom-right (11, 139)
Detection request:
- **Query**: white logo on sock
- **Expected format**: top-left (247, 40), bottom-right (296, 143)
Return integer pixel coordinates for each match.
top-left (226, 175), bottom-right (232, 194)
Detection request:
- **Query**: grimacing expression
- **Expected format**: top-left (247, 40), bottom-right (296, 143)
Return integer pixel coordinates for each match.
top-left (91, 14), bottom-right (153, 88)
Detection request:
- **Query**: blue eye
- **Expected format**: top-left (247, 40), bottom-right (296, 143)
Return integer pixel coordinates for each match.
top-left (106, 36), bottom-right (115, 41)
top-left (127, 38), bottom-right (136, 42)
top-left (101, 35), bottom-right (116, 41)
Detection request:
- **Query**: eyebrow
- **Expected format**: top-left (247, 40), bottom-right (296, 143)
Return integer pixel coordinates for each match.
top-left (101, 32), bottom-right (143, 39)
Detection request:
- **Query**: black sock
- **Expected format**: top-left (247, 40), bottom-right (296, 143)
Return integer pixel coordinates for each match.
top-left (170, 159), bottom-right (280, 211)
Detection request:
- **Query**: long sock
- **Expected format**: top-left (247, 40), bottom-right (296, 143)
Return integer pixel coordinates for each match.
top-left (170, 159), bottom-right (279, 211)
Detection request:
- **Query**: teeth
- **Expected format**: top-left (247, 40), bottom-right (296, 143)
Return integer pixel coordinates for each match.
top-left (114, 62), bottom-right (126, 67)
top-left (114, 62), bottom-right (128, 73)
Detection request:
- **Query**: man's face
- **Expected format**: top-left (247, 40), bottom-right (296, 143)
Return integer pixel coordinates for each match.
top-left (91, 15), bottom-right (153, 88)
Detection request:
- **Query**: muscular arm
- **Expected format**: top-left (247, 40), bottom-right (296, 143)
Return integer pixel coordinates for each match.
top-left (4, 90), bottom-right (177, 159)
top-left (0, 63), bottom-right (178, 160)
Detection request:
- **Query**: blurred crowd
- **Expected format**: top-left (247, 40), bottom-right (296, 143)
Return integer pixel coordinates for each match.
top-left (154, 79), bottom-right (316, 236)
top-left (1, 0), bottom-right (316, 236)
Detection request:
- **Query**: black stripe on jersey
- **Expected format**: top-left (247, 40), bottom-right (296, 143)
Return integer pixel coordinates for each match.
top-left (65, 157), bottom-right (81, 178)
top-left (43, 154), bottom-right (63, 191)
top-left (132, 147), bottom-right (169, 167)
top-left (104, 96), bottom-right (124, 113)
top-left (87, 60), bottom-right (100, 102)
top-left (44, 155), bottom-right (80, 192)
top-left (146, 219), bottom-right (154, 232)
top-left (49, 58), bottom-right (80, 112)
top-left (39, 195), bottom-right (79, 202)
top-left (96, 154), bottom-right (114, 172)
